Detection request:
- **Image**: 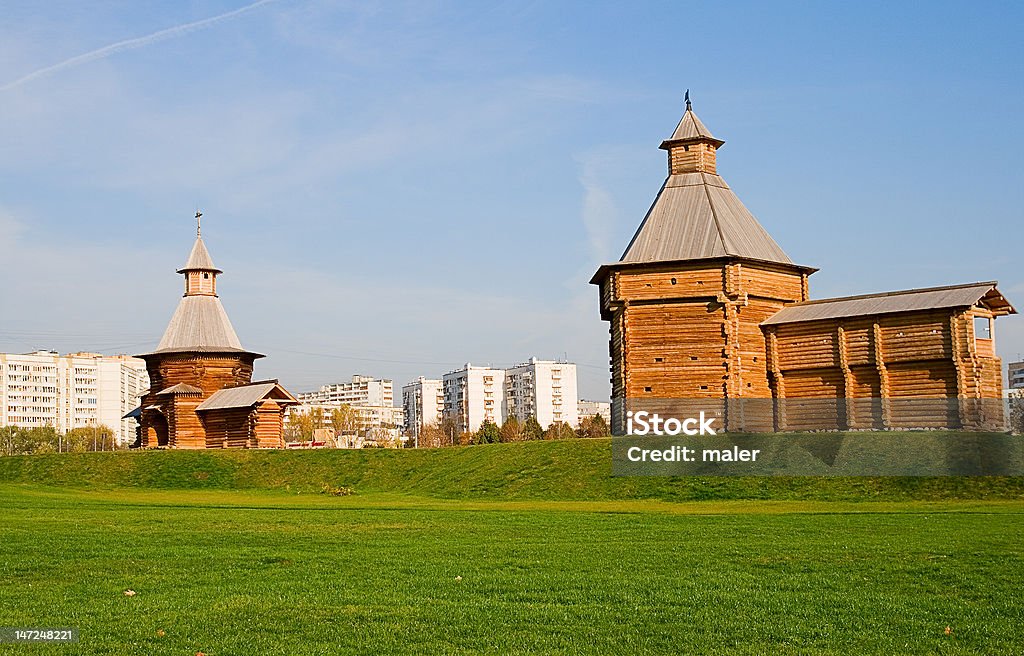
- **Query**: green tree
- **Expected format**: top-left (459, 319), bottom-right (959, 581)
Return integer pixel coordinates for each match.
top-left (576, 414), bottom-right (611, 439)
top-left (474, 420), bottom-right (501, 444)
top-left (523, 416), bottom-right (544, 441)
top-left (543, 422), bottom-right (576, 441)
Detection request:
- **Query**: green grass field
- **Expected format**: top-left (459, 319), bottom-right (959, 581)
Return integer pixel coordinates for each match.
top-left (2, 439), bottom-right (1023, 654)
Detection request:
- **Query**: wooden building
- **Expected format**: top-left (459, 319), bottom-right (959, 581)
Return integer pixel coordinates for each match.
top-left (128, 220), bottom-right (298, 448)
top-left (591, 97), bottom-right (1016, 433)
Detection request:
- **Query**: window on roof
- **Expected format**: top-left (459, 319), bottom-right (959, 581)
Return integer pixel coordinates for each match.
top-left (974, 316), bottom-right (992, 340)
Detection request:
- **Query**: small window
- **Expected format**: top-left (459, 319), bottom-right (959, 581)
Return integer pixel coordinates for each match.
top-left (670, 278), bottom-right (677, 285)
top-left (654, 357), bottom-right (663, 363)
top-left (690, 356), bottom-right (698, 361)
top-left (203, 273), bottom-right (210, 280)
top-left (974, 316), bottom-right (992, 340)
top-left (644, 386), bottom-right (652, 393)
top-left (699, 385), bottom-right (708, 390)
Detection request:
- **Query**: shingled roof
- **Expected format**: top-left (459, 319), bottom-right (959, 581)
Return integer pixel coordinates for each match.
top-left (660, 106), bottom-right (723, 148)
top-left (177, 236), bottom-right (221, 273)
top-left (148, 295), bottom-right (250, 354)
top-left (619, 172), bottom-right (796, 265)
top-left (195, 381), bottom-right (297, 412)
top-left (762, 281), bottom-right (1017, 325)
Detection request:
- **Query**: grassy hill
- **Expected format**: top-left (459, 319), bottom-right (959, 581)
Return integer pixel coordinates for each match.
top-left (2, 437), bottom-right (1023, 501)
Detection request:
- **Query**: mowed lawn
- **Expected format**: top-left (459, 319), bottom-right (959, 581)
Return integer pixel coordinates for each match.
top-left (1, 486), bottom-right (1022, 655)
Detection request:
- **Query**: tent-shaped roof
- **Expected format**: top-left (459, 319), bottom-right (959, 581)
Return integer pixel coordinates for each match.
top-left (145, 295), bottom-right (256, 355)
top-left (195, 380), bottom-right (298, 412)
top-left (762, 281), bottom-right (1017, 325)
top-left (177, 236), bottom-right (222, 273)
top-left (660, 106), bottom-right (723, 148)
top-left (619, 172), bottom-right (795, 265)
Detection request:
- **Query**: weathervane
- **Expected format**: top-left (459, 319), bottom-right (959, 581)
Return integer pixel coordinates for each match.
top-left (685, 89), bottom-right (691, 111)
top-left (195, 210), bottom-right (202, 237)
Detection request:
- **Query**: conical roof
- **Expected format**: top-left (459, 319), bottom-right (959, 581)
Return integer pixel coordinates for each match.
top-left (619, 172), bottom-right (794, 265)
top-left (177, 236), bottom-right (222, 273)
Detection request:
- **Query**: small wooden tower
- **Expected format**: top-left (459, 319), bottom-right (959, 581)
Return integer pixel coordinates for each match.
top-left (591, 95), bottom-right (816, 433)
top-left (133, 216), bottom-right (297, 448)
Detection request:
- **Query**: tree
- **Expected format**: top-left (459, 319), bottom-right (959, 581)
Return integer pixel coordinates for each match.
top-left (439, 417), bottom-right (461, 447)
top-left (543, 422), bottom-right (575, 441)
top-left (418, 421), bottom-right (446, 448)
top-left (474, 420), bottom-right (501, 445)
top-left (1010, 390), bottom-right (1024, 435)
top-left (523, 416), bottom-right (544, 441)
top-left (330, 405), bottom-right (360, 440)
top-left (500, 416), bottom-right (524, 443)
top-left (576, 414), bottom-right (611, 439)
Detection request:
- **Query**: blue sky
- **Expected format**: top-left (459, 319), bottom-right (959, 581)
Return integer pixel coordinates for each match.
top-left (1, 0), bottom-right (1021, 401)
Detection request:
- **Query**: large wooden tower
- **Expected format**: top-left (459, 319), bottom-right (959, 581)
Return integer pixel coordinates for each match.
top-left (133, 218), bottom-right (297, 448)
top-left (591, 97), bottom-right (816, 432)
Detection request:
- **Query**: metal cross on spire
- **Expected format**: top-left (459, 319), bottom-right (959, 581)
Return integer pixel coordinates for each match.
top-left (685, 89), bottom-right (691, 111)
top-left (195, 210), bottom-right (203, 237)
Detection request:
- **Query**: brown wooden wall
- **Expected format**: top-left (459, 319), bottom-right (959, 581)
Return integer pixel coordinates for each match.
top-left (765, 307), bottom-right (1005, 430)
top-left (601, 259), bottom-right (808, 433)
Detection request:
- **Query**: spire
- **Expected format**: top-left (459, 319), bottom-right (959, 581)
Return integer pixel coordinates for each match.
top-left (660, 93), bottom-right (724, 150)
top-left (176, 214), bottom-right (223, 297)
top-left (660, 92), bottom-right (724, 175)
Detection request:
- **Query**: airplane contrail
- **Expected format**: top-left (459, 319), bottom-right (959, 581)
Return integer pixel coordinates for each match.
top-left (1, 0), bottom-right (279, 92)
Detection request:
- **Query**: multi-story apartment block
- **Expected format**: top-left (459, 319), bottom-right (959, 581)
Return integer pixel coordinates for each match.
top-left (504, 359), bottom-right (578, 429)
top-left (443, 364), bottom-right (505, 433)
top-left (1009, 361), bottom-right (1024, 390)
top-left (298, 375), bottom-right (393, 407)
top-left (402, 377), bottom-right (444, 443)
top-left (577, 400), bottom-right (612, 427)
top-left (0, 350), bottom-right (149, 444)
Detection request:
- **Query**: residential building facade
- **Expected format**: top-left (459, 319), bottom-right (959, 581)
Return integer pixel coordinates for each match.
top-left (443, 364), bottom-right (505, 433)
top-left (298, 375), bottom-right (394, 407)
top-left (0, 350), bottom-right (149, 444)
top-left (402, 377), bottom-right (444, 443)
top-left (1009, 361), bottom-right (1024, 390)
top-left (504, 359), bottom-right (578, 428)
top-left (577, 400), bottom-right (612, 427)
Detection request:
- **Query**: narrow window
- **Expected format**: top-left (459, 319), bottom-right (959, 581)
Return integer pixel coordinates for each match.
top-left (974, 316), bottom-right (992, 340)
top-left (644, 387), bottom-right (652, 393)
top-left (670, 278), bottom-right (677, 285)
top-left (654, 357), bottom-right (664, 363)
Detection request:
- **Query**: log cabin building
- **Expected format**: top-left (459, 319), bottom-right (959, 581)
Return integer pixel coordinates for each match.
top-left (128, 218), bottom-right (298, 448)
top-left (591, 96), bottom-right (1016, 433)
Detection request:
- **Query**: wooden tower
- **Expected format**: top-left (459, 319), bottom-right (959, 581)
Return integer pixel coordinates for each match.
top-left (591, 96), bottom-right (816, 433)
top-left (134, 216), bottom-right (297, 448)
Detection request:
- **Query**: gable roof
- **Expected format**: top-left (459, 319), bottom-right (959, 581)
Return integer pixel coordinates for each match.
top-left (762, 281), bottom-right (1017, 326)
top-left (619, 172), bottom-right (795, 265)
top-left (195, 381), bottom-right (298, 412)
top-left (177, 236), bottom-right (221, 273)
top-left (142, 295), bottom-right (258, 356)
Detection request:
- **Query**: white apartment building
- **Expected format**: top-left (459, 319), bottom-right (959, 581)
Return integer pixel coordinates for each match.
top-left (0, 350), bottom-right (149, 444)
top-left (1009, 361), bottom-right (1024, 390)
top-left (298, 375), bottom-right (394, 407)
top-left (402, 377), bottom-right (444, 443)
top-left (443, 364), bottom-right (505, 433)
top-left (504, 358), bottom-right (578, 429)
top-left (577, 400), bottom-right (612, 427)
